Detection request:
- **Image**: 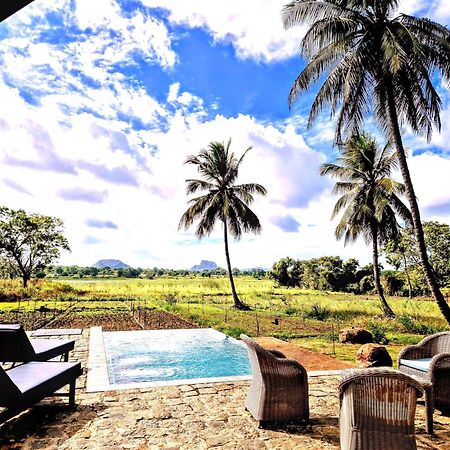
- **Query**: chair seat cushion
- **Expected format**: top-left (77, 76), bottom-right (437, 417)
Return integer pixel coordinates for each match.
top-left (400, 358), bottom-right (432, 372)
top-left (7, 361), bottom-right (82, 393)
top-left (30, 339), bottom-right (75, 361)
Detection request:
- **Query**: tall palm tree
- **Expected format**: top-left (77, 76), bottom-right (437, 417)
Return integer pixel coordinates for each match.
top-left (179, 139), bottom-right (267, 310)
top-left (282, 0), bottom-right (450, 324)
top-left (320, 133), bottom-right (411, 317)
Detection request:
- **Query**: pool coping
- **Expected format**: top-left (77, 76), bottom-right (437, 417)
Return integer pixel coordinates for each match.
top-left (86, 326), bottom-right (342, 393)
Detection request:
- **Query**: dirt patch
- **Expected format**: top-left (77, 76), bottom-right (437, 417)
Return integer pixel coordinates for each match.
top-left (254, 336), bottom-right (354, 371)
top-left (44, 310), bottom-right (198, 331)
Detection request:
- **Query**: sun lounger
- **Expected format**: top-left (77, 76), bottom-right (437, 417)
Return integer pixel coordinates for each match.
top-left (0, 361), bottom-right (82, 423)
top-left (0, 324), bottom-right (75, 363)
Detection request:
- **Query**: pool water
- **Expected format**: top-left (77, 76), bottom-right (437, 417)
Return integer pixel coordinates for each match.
top-left (103, 328), bottom-right (251, 385)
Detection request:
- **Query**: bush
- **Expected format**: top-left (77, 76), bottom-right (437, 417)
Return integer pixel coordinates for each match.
top-left (164, 292), bottom-right (178, 305)
top-left (368, 321), bottom-right (390, 344)
top-left (221, 326), bottom-right (248, 338)
top-left (397, 315), bottom-right (440, 335)
top-left (303, 303), bottom-right (330, 321)
top-left (285, 307), bottom-right (302, 316)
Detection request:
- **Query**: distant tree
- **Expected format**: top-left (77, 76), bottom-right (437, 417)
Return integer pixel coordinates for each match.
top-left (282, 0), bottom-right (450, 323)
top-left (179, 139), bottom-right (267, 310)
top-left (385, 221), bottom-right (450, 292)
top-left (320, 134), bottom-right (411, 317)
top-left (269, 257), bottom-right (303, 287)
top-left (0, 207), bottom-right (70, 287)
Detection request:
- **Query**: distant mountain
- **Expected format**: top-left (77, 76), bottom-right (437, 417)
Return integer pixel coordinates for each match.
top-left (190, 260), bottom-right (217, 271)
top-left (93, 259), bottom-right (130, 269)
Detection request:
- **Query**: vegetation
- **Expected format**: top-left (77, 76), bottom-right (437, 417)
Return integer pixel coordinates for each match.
top-left (384, 221), bottom-right (450, 297)
top-left (320, 133), bottom-right (411, 318)
top-left (270, 255), bottom-right (373, 294)
top-left (282, 0), bottom-right (450, 324)
top-left (179, 138), bottom-right (267, 310)
top-left (0, 207), bottom-right (70, 288)
top-left (1, 277), bottom-right (448, 364)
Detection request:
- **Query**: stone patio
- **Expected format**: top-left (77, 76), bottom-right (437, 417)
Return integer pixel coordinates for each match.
top-left (1, 329), bottom-right (450, 449)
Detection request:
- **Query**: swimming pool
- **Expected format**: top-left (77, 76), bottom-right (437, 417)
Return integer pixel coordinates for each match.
top-left (101, 328), bottom-right (251, 388)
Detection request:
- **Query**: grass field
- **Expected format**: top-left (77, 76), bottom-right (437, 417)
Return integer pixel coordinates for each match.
top-left (0, 277), bottom-right (448, 364)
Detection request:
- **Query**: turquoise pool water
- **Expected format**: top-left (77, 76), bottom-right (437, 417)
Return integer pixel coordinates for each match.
top-left (103, 328), bottom-right (251, 385)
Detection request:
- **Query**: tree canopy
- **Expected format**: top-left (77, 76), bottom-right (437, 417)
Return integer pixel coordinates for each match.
top-left (0, 207), bottom-right (70, 287)
top-left (282, 0), bottom-right (450, 324)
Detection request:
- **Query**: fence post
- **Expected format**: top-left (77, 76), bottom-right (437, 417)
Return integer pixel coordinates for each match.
top-left (331, 322), bottom-right (336, 356)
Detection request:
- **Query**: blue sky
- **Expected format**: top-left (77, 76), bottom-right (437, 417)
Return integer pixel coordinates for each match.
top-left (0, 0), bottom-right (450, 269)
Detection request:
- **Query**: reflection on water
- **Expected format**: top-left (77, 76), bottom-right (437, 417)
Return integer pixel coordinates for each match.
top-left (103, 328), bottom-right (251, 384)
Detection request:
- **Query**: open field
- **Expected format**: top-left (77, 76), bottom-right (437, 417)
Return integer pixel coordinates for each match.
top-left (0, 277), bottom-right (449, 364)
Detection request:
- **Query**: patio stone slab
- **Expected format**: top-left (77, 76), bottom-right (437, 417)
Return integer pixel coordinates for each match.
top-left (1, 328), bottom-right (449, 449)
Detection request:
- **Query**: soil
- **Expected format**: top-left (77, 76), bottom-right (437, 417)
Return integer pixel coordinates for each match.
top-left (41, 309), bottom-right (198, 332)
top-left (254, 336), bottom-right (354, 371)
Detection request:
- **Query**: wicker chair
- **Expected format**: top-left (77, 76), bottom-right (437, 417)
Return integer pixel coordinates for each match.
top-left (339, 368), bottom-right (423, 450)
top-left (240, 334), bottom-right (309, 427)
top-left (397, 331), bottom-right (450, 413)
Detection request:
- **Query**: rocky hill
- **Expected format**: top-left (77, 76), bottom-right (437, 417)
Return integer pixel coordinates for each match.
top-left (190, 260), bottom-right (217, 271)
top-left (93, 259), bottom-right (130, 269)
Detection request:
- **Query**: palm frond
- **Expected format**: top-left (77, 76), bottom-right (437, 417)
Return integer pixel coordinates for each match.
top-left (180, 139), bottom-right (266, 242)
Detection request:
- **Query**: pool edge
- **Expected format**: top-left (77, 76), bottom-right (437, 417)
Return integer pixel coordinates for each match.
top-left (86, 327), bottom-right (343, 393)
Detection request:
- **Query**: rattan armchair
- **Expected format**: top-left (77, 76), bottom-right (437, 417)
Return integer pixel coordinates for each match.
top-left (240, 334), bottom-right (309, 427)
top-left (397, 331), bottom-right (450, 412)
top-left (339, 368), bottom-right (423, 450)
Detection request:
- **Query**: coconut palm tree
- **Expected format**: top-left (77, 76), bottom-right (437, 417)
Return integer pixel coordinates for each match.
top-left (282, 0), bottom-right (450, 324)
top-left (179, 139), bottom-right (267, 310)
top-left (320, 133), bottom-right (411, 317)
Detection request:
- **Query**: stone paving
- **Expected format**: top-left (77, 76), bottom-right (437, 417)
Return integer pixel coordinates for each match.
top-left (1, 330), bottom-right (450, 449)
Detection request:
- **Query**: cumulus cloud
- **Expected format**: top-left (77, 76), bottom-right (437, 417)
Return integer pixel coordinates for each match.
top-left (0, 0), bottom-right (448, 271)
top-left (77, 161), bottom-right (138, 186)
top-left (145, 0), bottom-right (307, 63)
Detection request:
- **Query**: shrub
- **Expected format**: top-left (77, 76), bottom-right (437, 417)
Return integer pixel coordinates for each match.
top-left (164, 292), bottom-right (178, 305)
top-left (397, 315), bottom-right (440, 335)
top-left (285, 307), bottom-right (302, 316)
top-left (221, 326), bottom-right (248, 338)
top-left (303, 303), bottom-right (330, 321)
top-left (368, 321), bottom-right (390, 344)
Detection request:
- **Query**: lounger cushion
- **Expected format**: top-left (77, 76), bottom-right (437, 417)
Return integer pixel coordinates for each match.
top-left (0, 362), bottom-right (82, 408)
top-left (400, 358), bottom-right (432, 372)
top-left (30, 339), bottom-right (75, 361)
top-left (0, 324), bottom-right (74, 362)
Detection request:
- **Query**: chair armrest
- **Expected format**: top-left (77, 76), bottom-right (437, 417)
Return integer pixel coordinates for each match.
top-left (397, 344), bottom-right (430, 366)
top-left (429, 352), bottom-right (450, 374)
top-left (268, 349), bottom-right (286, 358)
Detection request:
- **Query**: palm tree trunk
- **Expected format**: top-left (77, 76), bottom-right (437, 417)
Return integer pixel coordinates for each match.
top-left (371, 224), bottom-right (395, 318)
top-left (223, 219), bottom-right (250, 311)
top-left (385, 82), bottom-right (450, 324)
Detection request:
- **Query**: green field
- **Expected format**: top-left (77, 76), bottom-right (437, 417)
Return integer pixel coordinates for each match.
top-left (0, 277), bottom-right (448, 364)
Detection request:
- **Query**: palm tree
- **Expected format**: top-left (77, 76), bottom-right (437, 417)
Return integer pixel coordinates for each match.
top-left (282, 0), bottom-right (450, 324)
top-left (320, 133), bottom-right (411, 317)
top-left (179, 139), bottom-right (267, 310)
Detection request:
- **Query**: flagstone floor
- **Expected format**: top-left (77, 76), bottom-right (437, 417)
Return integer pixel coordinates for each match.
top-left (1, 329), bottom-right (449, 449)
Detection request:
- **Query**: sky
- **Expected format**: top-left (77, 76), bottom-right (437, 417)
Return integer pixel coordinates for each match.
top-left (0, 0), bottom-right (450, 270)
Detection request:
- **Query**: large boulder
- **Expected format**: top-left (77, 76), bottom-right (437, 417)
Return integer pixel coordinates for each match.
top-left (356, 343), bottom-right (393, 368)
top-left (339, 327), bottom-right (373, 344)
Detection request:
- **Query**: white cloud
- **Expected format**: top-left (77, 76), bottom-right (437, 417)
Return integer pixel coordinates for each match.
top-left (143, 0), bottom-right (307, 63)
top-left (1, 0), bottom-right (449, 272)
